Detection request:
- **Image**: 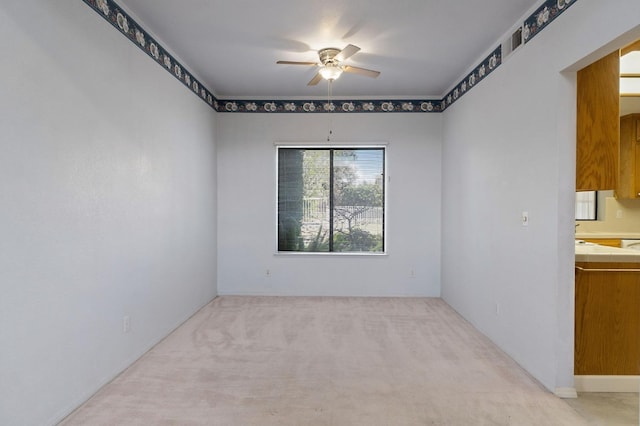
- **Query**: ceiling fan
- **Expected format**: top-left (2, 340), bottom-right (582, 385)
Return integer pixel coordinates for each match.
top-left (277, 44), bottom-right (381, 86)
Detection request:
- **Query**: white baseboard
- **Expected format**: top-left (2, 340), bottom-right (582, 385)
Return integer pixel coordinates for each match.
top-left (574, 375), bottom-right (640, 392)
top-left (555, 387), bottom-right (578, 398)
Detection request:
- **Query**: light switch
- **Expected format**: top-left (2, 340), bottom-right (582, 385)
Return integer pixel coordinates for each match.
top-left (521, 211), bottom-right (529, 226)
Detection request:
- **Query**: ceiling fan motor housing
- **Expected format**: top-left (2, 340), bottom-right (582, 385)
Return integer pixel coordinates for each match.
top-left (318, 48), bottom-right (341, 65)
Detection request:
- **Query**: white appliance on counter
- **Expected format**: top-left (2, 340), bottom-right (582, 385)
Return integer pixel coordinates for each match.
top-left (620, 239), bottom-right (640, 250)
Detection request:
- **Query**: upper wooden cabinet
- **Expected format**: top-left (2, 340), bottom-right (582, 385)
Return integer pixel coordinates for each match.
top-left (576, 50), bottom-right (620, 191)
top-left (618, 113), bottom-right (640, 198)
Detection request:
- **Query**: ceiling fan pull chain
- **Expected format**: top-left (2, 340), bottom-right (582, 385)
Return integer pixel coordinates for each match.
top-left (327, 80), bottom-right (333, 141)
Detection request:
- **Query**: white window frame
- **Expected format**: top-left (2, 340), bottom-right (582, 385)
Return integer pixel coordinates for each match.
top-left (274, 142), bottom-right (388, 256)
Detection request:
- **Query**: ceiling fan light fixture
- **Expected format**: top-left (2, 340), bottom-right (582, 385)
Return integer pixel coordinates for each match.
top-left (276, 44), bottom-right (379, 86)
top-left (319, 65), bottom-right (343, 81)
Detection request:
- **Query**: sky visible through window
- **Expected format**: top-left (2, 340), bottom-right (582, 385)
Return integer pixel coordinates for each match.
top-left (334, 149), bottom-right (384, 184)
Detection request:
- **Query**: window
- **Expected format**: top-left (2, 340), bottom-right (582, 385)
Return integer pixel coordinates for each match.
top-left (277, 146), bottom-right (385, 253)
top-left (575, 191), bottom-right (596, 220)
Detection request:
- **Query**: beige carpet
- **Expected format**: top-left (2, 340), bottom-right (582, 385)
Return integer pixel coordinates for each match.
top-left (61, 296), bottom-right (589, 425)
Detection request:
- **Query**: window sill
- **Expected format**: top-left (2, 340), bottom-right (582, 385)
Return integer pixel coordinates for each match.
top-left (274, 251), bottom-right (388, 257)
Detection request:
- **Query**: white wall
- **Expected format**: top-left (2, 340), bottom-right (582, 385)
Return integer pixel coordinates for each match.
top-left (0, 1), bottom-right (217, 425)
top-left (217, 113), bottom-right (441, 296)
top-left (441, 0), bottom-right (640, 392)
top-left (577, 196), bottom-right (640, 234)
top-left (620, 96), bottom-right (640, 115)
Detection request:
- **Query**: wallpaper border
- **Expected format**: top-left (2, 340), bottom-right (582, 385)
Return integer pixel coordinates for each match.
top-left (82, 0), bottom-right (216, 108)
top-left (81, 0), bottom-right (577, 113)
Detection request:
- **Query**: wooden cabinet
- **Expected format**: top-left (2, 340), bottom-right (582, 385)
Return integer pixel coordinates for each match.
top-left (617, 113), bottom-right (640, 199)
top-left (579, 238), bottom-right (621, 248)
top-left (575, 262), bottom-right (640, 375)
top-left (576, 51), bottom-right (620, 191)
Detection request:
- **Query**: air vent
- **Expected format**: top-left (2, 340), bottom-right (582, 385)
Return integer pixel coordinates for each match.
top-left (511, 27), bottom-right (523, 50)
top-left (502, 26), bottom-right (523, 61)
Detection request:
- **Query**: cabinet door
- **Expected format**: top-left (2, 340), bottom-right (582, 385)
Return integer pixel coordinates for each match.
top-left (575, 262), bottom-right (640, 375)
top-left (619, 114), bottom-right (640, 198)
top-left (576, 50), bottom-right (620, 191)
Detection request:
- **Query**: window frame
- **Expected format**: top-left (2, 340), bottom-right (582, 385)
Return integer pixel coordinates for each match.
top-left (275, 143), bottom-right (388, 256)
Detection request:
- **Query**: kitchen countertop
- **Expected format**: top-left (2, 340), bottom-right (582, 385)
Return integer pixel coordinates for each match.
top-left (575, 232), bottom-right (640, 239)
top-left (575, 241), bottom-right (640, 263)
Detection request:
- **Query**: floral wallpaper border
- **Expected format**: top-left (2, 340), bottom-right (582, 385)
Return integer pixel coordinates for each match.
top-left (82, 0), bottom-right (216, 108)
top-left (217, 99), bottom-right (443, 113)
top-left (82, 0), bottom-right (578, 113)
top-left (442, 46), bottom-right (502, 111)
top-left (523, 0), bottom-right (576, 44)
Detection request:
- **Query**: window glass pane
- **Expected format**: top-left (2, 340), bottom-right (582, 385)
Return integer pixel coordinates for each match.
top-left (332, 149), bottom-right (384, 252)
top-left (301, 150), bottom-right (330, 251)
top-left (278, 148), bottom-right (305, 251)
top-left (277, 147), bottom-right (385, 253)
top-left (575, 191), bottom-right (596, 220)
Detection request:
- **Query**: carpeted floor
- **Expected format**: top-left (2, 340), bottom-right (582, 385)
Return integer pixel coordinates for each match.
top-left (61, 296), bottom-right (592, 425)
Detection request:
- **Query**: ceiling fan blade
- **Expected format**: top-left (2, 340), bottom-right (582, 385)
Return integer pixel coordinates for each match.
top-left (307, 73), bottom-right (323, 86)
top-left (277, 60), bottom-right (319, 66)
top-left (335, 44), bottom-right (360, 62)
top-left (343, 65), bottom-right (380, 78)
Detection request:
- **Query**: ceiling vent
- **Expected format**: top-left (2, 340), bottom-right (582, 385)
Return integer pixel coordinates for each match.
top-left (502, 26), bottom-right (523, 61)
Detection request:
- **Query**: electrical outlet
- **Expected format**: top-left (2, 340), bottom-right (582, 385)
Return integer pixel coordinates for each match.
top-left (123, 315), bottom-right (131, 333)
top-left (265, 269), bottom-right (271, 277)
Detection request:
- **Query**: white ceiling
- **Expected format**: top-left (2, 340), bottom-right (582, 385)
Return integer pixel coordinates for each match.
top-left (119, 0), bottom-right (539, 99)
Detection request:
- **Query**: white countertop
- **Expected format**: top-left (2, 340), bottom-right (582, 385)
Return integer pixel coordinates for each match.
top-left (575, 233), bottom-right (640, 239)
top-left (575, 241), bottom-right (640, 263)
